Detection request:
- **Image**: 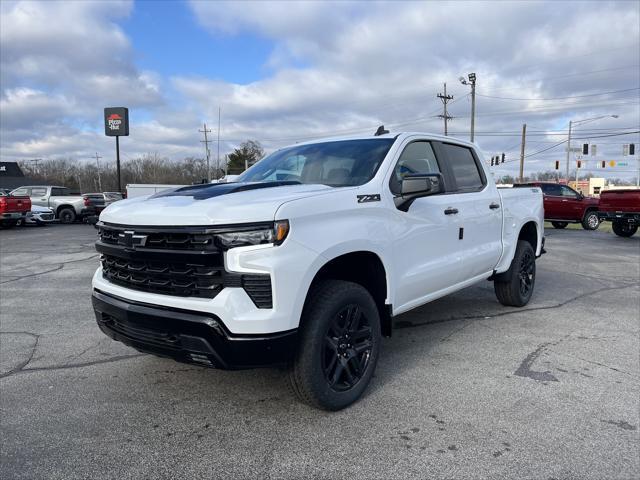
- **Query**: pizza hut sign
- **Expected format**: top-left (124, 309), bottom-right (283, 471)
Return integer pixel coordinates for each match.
top-left (104, 107), bottom-right (129, 136)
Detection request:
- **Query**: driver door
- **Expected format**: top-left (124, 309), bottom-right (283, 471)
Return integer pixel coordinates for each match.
top-left (390, 140), bottom-right (462, 311)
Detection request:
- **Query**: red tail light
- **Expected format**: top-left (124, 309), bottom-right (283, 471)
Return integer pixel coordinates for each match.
top-left (0, 197), bottom-right (6, 207)
top-left (83, 196), bottom-right (91, 206)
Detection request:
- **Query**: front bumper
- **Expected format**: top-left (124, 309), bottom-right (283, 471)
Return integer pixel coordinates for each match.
top-left (92, 289), bottom-right (297, 369)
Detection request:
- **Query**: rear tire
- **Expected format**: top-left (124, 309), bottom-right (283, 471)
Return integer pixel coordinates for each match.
top-left (581, 211), bottom-right (600, 230)
top-left (551, 221), bottom-right (568, 229)
top-left (612, 221), bottom-right (637, 238)
top-left (58, 207), bottom-right (76, 224)
top-left (494, 240), bottom-right (536, 307)
top-left (288, 280), bottom-right (381, 411)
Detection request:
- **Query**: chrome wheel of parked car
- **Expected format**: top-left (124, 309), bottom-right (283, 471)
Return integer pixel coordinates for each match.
top-left (582, 211), bottom-right (600, 230)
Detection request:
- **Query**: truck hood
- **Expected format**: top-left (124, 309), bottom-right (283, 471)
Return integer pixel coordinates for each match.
top-left (100, 182), bottom-right (334, 226)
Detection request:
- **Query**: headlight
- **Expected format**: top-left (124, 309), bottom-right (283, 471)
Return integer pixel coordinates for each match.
top-left (217, 220), bottom-right (289, 248)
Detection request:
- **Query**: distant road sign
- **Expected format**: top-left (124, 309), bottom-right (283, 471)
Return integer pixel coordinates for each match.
top-left (617, 162), bottom-right (629, 167)
top-left (609, 160), bottom-right (616, 167)
top-left (566, 147), bottom-right (581, 153)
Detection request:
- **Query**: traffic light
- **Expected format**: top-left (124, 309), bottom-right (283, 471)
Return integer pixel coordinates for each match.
top-left (577, 160), bottom-right (582, 169)
top-left (631, 144), bottom-right (636, 155)
top-left (601, 161), bottom-right (606, 168)
top-left (501, 153), bottom-right (505, 163)
top-left (554, 161), bottom-right (560, 170)
top-left (490, 157), bottom-right (494, 166)
top-left (582, 143), bottom-right (589, 155)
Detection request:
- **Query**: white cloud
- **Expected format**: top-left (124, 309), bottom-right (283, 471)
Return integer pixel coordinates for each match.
top-left (1, 0), bottom-right (638, 181)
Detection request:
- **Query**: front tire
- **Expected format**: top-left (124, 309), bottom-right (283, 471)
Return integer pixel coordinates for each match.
top-left (612, 221), bottom-right (637, 237)
top-left (58, 207), bottom-right (76, 224)
top-left (581, 211), bottom-right (600, 230)
top-left (494, 240), bottom-right (536, 307)
top-left (288, 280), bottom-right (381, 411)
top-left (551, 221), bottom-right (568, 229)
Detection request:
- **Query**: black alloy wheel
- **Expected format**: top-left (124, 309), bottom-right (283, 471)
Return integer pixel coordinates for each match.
top-left (322, 304), bottom-right (373, 392)
top-left (518, 249), bottom-right (535, 297)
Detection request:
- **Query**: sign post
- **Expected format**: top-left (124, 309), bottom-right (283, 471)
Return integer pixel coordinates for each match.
top-left (104, 107), bottom-right (129, 193)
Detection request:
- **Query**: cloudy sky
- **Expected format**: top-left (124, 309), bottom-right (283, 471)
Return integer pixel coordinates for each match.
top-left (1, 0), bottom-right (639, 179)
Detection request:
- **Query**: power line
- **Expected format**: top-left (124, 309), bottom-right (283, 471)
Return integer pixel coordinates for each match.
top-left (476, 87), bottom-right (639, 101)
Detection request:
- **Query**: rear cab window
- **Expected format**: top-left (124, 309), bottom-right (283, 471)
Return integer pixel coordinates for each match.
top-left (441, 143), bottom-right (485, 192)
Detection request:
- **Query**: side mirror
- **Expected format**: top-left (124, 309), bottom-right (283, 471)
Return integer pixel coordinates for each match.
top-left (395, 173), bottom-right (444, 211)
top-left (578, 192), bottom-right (584, 200)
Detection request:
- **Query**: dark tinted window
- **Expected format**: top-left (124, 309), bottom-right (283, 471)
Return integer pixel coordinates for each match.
top-left (391, 141), bottom-right (440, 193)
top-left (544, 184), bottom-right (563, 196)
top-left (51, 187), bottom-right (69, 196)
top-left (442, 144), bottom-right (484, 191)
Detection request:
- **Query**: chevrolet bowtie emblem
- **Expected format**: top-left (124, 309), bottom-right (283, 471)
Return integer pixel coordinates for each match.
top-left (117, 231), bottom-right (148, 249)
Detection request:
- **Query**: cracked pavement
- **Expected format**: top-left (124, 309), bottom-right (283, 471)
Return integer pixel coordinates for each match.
top-left (1, 224), bottom-right (639, 479)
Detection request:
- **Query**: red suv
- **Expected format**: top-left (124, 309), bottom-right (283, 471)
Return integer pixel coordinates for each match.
top-left (516, 182), bottom-right (600, 230)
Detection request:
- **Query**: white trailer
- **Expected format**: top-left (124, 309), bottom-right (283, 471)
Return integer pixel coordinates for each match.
top-left (125, 184), bottom-right (186, 199)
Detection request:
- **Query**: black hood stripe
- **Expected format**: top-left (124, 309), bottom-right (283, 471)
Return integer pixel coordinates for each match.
top-left (149, 181), bottom-right (302, 200)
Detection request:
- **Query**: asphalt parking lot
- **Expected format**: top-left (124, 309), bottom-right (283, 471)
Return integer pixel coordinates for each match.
top-left (1, 224), bottom-right (638, 480)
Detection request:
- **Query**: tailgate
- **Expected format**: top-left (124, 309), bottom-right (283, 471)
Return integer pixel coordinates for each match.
top-left (599, 190), bottom-right (640, 213)
top-left (2, 196), bottom-right (31, 213)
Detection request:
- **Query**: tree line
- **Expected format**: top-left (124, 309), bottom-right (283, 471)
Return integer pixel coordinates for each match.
top-left (17, 140), bottom-right (265, 193)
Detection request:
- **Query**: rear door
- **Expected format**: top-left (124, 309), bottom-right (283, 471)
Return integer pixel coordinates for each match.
top-left (434, 142), bottom-right (503, 280)
top-left (29, 187), bottom-right (48, 208)
top-left (542, 184), bottom-right (564, 219)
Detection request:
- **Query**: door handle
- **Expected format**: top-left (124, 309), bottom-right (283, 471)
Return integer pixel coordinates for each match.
top-left (444, 207), bottom-right (458, 215)
top-left (489, 202), bottom-right (500, 209)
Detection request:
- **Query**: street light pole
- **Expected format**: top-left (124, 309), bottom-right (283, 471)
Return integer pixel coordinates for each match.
top-left (565, 120), bottom-right (572, 182)
top-left (565, 114), bottom-right (618, 184)
top-left (460, 73), bottom-right (476, 142)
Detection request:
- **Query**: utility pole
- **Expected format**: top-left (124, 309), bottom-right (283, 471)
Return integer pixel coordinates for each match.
top-left (565, 120), bottom-right (573, 183)
top-left (459, 73), bottom-right (476, 142)
top-left (91, 152), bottom-right (103, 192)
top-left (519, 123), bottom-right (527, 183)
top-left (199, 123), bottom-right (212, 182)
top-left (437, 83), bottom-right (454, 136)
top-left (30, 158), bottom-right (42, 176)
top-left (216, 107), bottom-right (221, 180)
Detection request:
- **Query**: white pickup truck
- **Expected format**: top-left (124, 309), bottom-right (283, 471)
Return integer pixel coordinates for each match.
top-left (92, 131), bottom-right (544, 410)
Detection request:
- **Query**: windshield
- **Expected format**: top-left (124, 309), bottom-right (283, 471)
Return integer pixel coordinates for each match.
top-left (237, 138), bottom-right (395, 187)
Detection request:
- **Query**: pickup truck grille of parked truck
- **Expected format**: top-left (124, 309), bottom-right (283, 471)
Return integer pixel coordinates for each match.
top-left (96, 223), bottom-right (273, 307)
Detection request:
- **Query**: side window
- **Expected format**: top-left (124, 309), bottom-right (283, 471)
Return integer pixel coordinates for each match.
top-left (390, 141), bottom-right (440, 194)
top-left (51, 188), bottom-right (68, 196)
top-left (545, 184), bottom-right (562, 196)
top-left (560, 186), bottom-right (578, 198)
top-left (11, 188), bottom-right (29, 196)
top-left (31, 187), bottom-right (47, 197)
top-left (441, 143), bottom-right (484, 191)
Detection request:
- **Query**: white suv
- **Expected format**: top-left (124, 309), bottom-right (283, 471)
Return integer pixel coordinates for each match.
top-left (92, 131), bottom-right (544, 410)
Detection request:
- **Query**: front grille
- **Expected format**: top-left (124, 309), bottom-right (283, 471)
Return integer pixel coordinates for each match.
top-left (96, 223), bottom-right (273, 307)
top-left (102, 256), bottom-right (224, 298)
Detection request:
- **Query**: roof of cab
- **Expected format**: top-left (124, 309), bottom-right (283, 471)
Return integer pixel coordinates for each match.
top-left (291, 131), bottom-right (478, 149)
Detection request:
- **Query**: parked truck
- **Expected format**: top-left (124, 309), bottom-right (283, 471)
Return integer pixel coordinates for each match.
top-left (514, 182), bottom-right (600, 230)
top-left (92, 131), bottom-right (544, 410)
top-left (10, 186), bottom-right (93, 223)
top-left (598, 189), bottom-right (640, 237)
top-left (0, 192), bottom-right (31, 228)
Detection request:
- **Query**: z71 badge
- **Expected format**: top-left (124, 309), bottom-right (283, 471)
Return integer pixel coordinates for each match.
top-left (357, 194), bottom-right (381, 203)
